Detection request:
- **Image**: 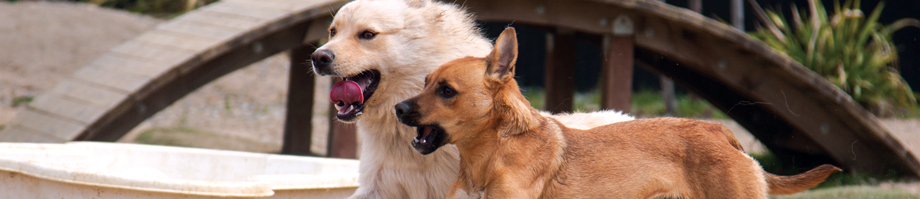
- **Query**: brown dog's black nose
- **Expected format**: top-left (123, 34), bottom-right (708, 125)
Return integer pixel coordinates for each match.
top-left (395, 102), bottom-right (411, 118)
top-left (395, 101), bottom-right (418, 125)
top-left (311, 49), bottom-right (335, 75)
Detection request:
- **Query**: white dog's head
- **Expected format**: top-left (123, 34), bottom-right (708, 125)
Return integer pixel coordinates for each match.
top-left (313, 0), bottom-right (490, 123)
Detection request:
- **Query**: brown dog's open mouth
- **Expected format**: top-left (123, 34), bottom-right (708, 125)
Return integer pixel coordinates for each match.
top-left (330, 70), bottom-right (380, 122)
top-left (412, 125), bottom-right (447, 155)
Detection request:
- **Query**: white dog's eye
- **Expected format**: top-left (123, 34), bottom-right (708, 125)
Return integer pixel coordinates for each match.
top-left (330, 28), bottom-right (337, 37)
top-left (360, 31), bottom-right (377, 40)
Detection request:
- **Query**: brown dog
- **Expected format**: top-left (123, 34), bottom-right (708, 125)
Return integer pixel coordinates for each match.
top-left (395, 27), bottom-right (840, 198)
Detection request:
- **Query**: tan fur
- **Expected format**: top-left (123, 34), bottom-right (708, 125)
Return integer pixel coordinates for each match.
top-left (400, 28), bottom-right (840, 198)
top-left (314, 1), bottom-right (632, 198)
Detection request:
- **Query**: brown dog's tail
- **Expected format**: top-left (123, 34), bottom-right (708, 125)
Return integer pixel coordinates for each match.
top-left (765, 164), bottom-right (842, 195)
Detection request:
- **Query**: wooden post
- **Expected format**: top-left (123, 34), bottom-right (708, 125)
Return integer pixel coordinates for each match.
top-left (601, 15), bottom-right (635, 112)
top-left (544, 28), bottom-right (576, 114)
top-left (688, 0), bottom-right (702, 13)
top-left (656, 0), bottom-right (681, 115)
top-left (282, 45), bottom-right (316, 155)
top-left (327, 78), bottom-right (358, 159)
top-left (731, 0), bottom-right (745, 30)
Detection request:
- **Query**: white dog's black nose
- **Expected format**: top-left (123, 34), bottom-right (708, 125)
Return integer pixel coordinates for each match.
top-left (311, 49), bottom-right (335, 75)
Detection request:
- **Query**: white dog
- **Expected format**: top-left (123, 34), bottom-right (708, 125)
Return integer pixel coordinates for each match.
top-left (311, 0), bottom-right (632, 198)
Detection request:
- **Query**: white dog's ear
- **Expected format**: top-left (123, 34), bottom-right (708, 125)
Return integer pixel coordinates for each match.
top-left (404, 0), bottom-right (430, 8)
top-left (486, 27), bottom-right (518, 83)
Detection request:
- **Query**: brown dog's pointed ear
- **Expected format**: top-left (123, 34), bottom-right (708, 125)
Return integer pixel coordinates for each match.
top-left (486, 27), bottom-right (518, 82)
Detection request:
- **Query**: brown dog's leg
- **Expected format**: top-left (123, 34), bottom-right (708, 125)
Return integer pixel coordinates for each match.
top-left (765, 164), bottom-right (842, 195)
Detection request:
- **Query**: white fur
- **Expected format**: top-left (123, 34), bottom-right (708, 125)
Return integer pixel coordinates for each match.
top-left (316, 1), bottom-right (633, 198)
top-left (541, 110), bottom-right (634, 130)
top-left (746, 153), bottom-right (770, 198)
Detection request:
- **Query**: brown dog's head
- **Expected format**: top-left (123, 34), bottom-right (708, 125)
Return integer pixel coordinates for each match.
top-left (395, 27), bottom-right (539, 154)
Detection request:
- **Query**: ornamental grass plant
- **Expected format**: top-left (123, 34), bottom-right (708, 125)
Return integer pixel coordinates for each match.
top-left (748, 0), bottom-right (919, 116)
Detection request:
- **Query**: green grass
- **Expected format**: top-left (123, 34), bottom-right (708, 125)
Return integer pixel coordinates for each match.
top-left (134, 127), bottom-right (199, 147)
top-left (11, 96), bottom-right (33, 108)
top-left (773, 186), bottom-right (919, 199)
top-left (522, 88), bottom-right (728, 119)
top-left (521, 87), bottom-right (546, 110)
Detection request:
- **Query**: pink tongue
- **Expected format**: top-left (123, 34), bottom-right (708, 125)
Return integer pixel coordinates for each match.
top-left (330, 81), bottom-right (364, 105)
top-left (421, 127), bottom-right (432, 139)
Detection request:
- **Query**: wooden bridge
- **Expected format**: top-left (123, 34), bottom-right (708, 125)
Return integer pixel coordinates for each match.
top-left (1, 0), bottom-right (917, 177)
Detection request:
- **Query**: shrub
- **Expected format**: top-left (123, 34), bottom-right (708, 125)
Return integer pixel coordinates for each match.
top-left (748, 0), bottom-right (919, 116)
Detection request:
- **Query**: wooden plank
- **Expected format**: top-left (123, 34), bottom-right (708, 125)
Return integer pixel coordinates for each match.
top-left (600, 34), bottom-right (633, 112)
top-left (133, 29), bottom-right (238, 66)
top-left (0, 126), bottom-right (66, 143)
top-left (282, 45), bottom-right (317, 156)
top-left (135, 30), bottom-right (226, 54)
top-left (48, 80), bottom-right (128, 109)
top-left (156, 20), bottom-right (242, 42)
top-left (467, 0), bottom-right (632, 34)
top-left (303, 17), bottom-right (332, 44)
top-left (222, 0), bottom-right (322, 13)
top-left (88, 54), bottom-right (173, 78)
top-left (544, 29), bottom-right (576, 114)
top-left (262, 0), bottom-right (337, 9)
top-left (9, 110), bottom-right (86, 141)
top-left (198, 1), bottom-right (290, 21)
top-left (173, 10), bottom-right (266, 32)
top-left (72, 65), bottom-right (150, 93)
top-left (109, 41), bottom-right (196, 67)
top-left (28, 95), bottom-right (106, 125)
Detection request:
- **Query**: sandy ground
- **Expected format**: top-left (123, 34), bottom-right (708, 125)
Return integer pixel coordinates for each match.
top-left (1, 1), bottom-right (919, 194)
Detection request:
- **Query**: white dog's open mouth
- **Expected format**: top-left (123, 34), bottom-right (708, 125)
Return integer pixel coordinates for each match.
top-left (330, 70), bottom-right (380, 122)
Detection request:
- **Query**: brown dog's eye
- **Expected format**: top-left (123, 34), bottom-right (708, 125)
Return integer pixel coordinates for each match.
top-left (439, 86), bottom-right (456, 98)
top-left (360, 31), bottom-right (377, 40)
top-left (330, 28), bottom-right (337, 37)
